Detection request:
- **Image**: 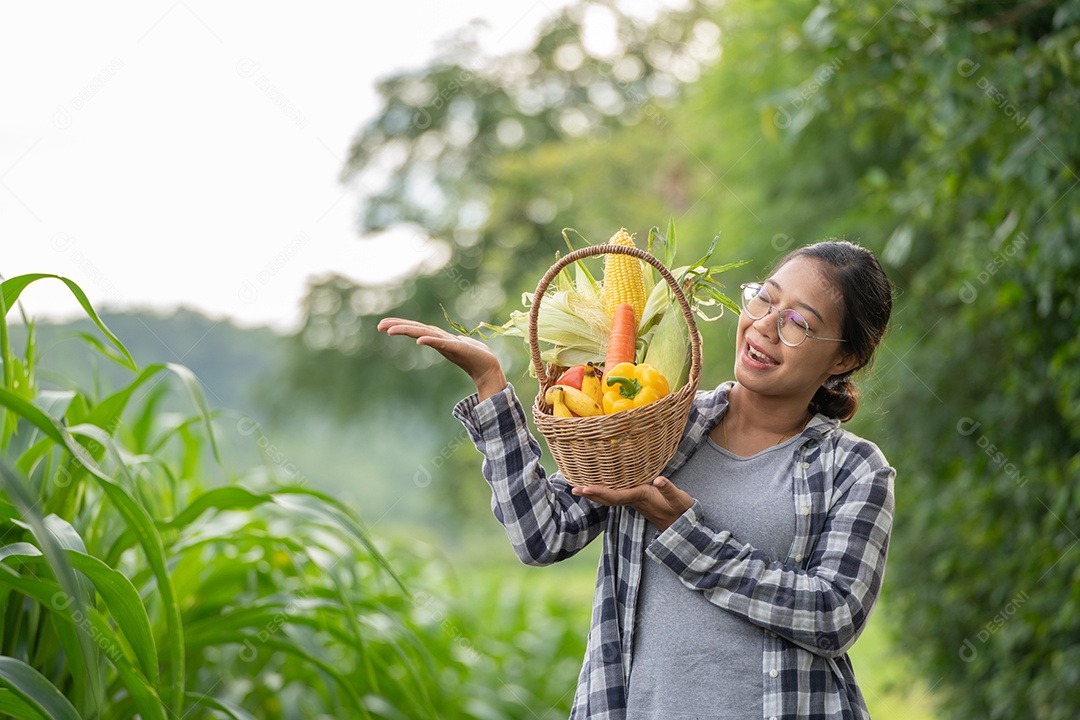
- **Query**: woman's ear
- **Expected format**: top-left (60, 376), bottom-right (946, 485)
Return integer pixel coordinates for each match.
top-left (829, 351), bottom-right (860, 377)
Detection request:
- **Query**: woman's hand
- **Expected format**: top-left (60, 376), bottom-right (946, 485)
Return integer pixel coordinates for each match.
top-left (572, 476), bottom-right (694, 532)
top-left (377, 317), bottom-right (508, 401)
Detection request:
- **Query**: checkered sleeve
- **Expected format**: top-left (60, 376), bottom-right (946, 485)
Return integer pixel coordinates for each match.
top-left (646, 442), bottom-right (895, 658)
top-left (453, 384), bottom-right (609, 566)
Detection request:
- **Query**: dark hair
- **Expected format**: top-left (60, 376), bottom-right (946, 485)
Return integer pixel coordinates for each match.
top-left (772, 240), bottom-right (892, 422)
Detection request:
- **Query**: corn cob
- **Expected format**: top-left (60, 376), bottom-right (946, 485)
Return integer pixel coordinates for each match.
top-left (600, 229), bottom-right (647, 321)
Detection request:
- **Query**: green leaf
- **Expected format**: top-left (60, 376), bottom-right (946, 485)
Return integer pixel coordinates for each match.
top-left (0, 656), bottom-right (81, 720)
top-left (64, 550), bottom-right (159, 685)
top-left (83, 364), bottom-right (222, 466)
top-left (0, 544), bottom-right (41, 563)
top-left (183, 693), bottom-right (259, 720)
top-left (0, 401), bottom-right (185, 715)
top-left (0, 274), bottom-right (135, 371)
top-left (0, 565), bottom-right (165, 720)
top-left (271, 488), bottom-right (406, 592)
top-left (0, 462), bottom-right (100, 708)
top-left (185, 632), bottom-right (371, 718)
top-left (0, 688), bottom-right (49, 720)
top-left (158, 485), bottom-right (267, 530)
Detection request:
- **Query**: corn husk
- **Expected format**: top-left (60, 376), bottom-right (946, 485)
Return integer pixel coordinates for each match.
top-left (503, 288), bottom-right (611, 370)
top-left (643, 297), bottom-right (690, 392)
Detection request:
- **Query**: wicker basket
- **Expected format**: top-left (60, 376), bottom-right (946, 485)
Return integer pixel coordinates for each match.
top-left (528, 243), bottom-right (702, 489)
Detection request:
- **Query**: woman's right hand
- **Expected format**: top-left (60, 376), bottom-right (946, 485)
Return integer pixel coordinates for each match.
top-left (377, 317), bottom-right (508, 401)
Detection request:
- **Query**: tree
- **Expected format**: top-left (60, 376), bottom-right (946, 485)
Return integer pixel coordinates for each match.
top-left (282, 0), bottom-right (728, 418)
top-left (742, 1), bottom-right (1079, 716)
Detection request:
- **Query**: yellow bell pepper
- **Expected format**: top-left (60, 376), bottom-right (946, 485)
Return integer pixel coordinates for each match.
top-left (602, 362), bottom-right (671, 414)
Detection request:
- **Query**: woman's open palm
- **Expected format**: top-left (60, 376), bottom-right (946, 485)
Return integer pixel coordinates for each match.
top-left (377, 317), bottom-right (507, 399)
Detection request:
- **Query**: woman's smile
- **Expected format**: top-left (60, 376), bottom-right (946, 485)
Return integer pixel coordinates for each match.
top-left (742, 337), bottom-right (781, 369)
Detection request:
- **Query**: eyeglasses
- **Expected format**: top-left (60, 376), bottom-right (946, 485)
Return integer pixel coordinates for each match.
top-left (740, 283), bottom-right (846, 348)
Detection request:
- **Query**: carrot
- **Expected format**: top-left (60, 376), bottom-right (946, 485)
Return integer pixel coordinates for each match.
top-left (605, 302), bottom-right (637, 369)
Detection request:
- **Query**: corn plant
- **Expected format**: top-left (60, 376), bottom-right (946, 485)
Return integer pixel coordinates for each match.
top-left (0, 275), bottom-right (452, 718)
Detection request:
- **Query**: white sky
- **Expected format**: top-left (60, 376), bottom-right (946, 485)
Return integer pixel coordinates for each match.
top-left (2, 0), bottom-right (670, 330)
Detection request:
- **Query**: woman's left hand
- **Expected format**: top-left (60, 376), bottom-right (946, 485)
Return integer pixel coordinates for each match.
top-left (572, 476), bottom-right (694, 532)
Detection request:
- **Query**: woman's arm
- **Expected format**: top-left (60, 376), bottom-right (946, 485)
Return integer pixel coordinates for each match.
top-left (379, 317), bottom-right (608, 565)
top-left (454, 384), bottom-right (609, 566)
top-left (645, 452), bottom-right (894, 658)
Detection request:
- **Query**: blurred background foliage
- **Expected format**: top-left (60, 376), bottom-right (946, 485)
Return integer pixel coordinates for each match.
top-left (3, 0), bottom-right (1078, 716)
top-left (287, 0), bottom-right (1080, 716)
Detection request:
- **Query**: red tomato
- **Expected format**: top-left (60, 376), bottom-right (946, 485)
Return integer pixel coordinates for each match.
top-left (555, 365), bottom-right (586, 390)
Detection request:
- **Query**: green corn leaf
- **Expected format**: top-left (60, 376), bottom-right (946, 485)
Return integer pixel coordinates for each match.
top-left (13, 437), bottom-right (56, 482)
top-left (64, 550), bottom-right (159, 685)
top-left (0, 687), bottom-right (49, 720)
top-left (1, 287), bottom-right (12, 447)
top-left (0, 390), bottom-right (65, 446)
top-left (272, 488), bottom-right (406, 592)
top-left (182, 693), bottom-right (259, 720)
top-left (11, 514), bottom-right (94, 605)
top-left (128, 382), bottom-right (169, 453)
top-left (0, 656), bottom-right (81, 720)
top-left (158, 485), bottom-right (268, 530)
top-left (106, 364), bottom-right (220, 466)
top-left (0, 498), bottom-right (18, 522)
top-left (561, 228), bottom-right (599, 288)
top-left (184, 632), bottom-right (372, 719)
top-left (678, 231), bottom-right (720, 288)
top-left (0, 274), bottom-right (135, 371)
top-left (0, 544), bottom-right (41, 563)
top-left (0, 397), bottom-right (185, 716)
top-left (0, 462), bottom-right (100, 709)
top-left (46, 609), bottom-right (95, 716)
top-left (0, 565), bottom-right (165, 720)
top-left (71, 331), bottom-right (134, 371)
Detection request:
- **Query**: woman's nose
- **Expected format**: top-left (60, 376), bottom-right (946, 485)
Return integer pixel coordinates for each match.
top-left (752, 308), bottom-right (779, 342)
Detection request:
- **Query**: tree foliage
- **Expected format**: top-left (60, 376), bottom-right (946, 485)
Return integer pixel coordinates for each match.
top-left (284, 0), bottom-right (728, 417)
top-left (296, 0), bottom-right (1079, 714)
top-left (811, 2), bottom-right (1080, 717)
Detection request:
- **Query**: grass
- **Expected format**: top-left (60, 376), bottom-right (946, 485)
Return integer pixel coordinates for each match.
top-left (851, 601), bottom-right (941, 720)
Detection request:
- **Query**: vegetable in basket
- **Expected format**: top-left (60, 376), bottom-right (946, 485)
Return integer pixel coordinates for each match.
top-left (602, 361), bottom-right (671, 414)
top-left (447, 221), bottom-right (746, 393)
top-left (555, 363), bottom-right (604, 404)
top-left (604, 302), bottom-right (638, 369)
top-left (600, 229), bottom-right (647, 321)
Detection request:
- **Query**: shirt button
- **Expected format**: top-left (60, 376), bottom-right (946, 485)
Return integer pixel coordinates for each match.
top-left (801, 506), bottom-right (811, 516)
top-left (795, 553), bottom-right (804, 563)
top-left (801, 462), bottom-right (810, 469)
top-left (771, 717), bottom-right (778, 720)
top-left (769, 669), bottom-right (779, 678)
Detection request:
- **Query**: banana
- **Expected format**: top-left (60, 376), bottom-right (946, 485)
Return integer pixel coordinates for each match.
top-left (553, 384), bottom-right (604, 417)
top-left (545, 386), bottom-right (573, 417)
top-left (580, 363), bottom-right (604, 405)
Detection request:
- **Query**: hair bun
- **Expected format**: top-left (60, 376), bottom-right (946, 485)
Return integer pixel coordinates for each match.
top-left (811, 374), bottom-right (858, 422)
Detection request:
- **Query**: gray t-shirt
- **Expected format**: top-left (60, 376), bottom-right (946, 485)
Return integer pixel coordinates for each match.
top-left (625, 434), bottom-right (798, 719)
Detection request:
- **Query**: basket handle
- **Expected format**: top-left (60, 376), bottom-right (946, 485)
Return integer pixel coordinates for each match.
top-left (528, 243), bottom-right (702, 394)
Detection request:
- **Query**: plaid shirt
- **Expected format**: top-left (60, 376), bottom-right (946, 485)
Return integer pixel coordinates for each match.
top-left (453, 380), bottom-right (895, 720)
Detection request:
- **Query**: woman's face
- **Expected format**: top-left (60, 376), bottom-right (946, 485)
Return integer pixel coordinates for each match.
top-left (733, 256), bottom-right (857, 399)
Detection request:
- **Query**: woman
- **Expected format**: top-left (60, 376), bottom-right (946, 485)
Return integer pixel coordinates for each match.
top-left (378, 240), bottom-right (895, 719)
